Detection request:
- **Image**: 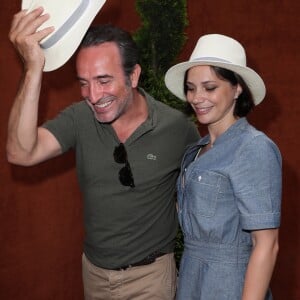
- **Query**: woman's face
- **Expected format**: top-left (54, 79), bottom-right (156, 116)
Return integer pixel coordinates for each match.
top-left (186, 65), bottom-right (242, 129)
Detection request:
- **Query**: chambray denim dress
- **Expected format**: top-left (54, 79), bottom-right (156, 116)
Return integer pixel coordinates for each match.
top-left (176, 118), bottom-right (282, 300)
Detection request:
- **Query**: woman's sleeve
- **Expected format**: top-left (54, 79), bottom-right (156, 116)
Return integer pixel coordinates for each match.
top-left (230, 134), bottom-right (282, 230)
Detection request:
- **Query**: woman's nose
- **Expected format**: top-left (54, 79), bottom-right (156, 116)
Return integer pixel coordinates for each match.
top-left (190, 90), bottom-right (206, 104)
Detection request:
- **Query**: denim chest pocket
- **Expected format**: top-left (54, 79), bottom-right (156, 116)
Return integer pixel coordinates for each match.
top-left (185, 170), bottom-right (223, 217)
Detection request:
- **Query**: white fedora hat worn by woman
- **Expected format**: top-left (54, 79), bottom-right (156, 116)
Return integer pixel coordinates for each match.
top-left (165, 34), bottom-right (266, 105)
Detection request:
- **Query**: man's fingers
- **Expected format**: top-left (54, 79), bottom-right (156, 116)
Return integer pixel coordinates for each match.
top-left (9, 7), bottom-right (54, 44)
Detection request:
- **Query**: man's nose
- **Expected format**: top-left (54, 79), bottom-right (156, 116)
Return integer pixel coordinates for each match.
top-left (88, 83), bottom-right (104, 104)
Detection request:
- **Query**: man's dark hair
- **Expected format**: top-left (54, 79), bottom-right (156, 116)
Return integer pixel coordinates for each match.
top-left (80, 24), bottom-right (139, 79)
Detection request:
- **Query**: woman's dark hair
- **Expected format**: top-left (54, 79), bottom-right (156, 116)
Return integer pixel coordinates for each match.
top-left (184, 66), bottom-right (255, 117)
top-left (79, 24), bottom-right (139, 80)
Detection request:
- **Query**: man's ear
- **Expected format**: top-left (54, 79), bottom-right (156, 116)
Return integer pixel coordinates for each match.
top-left (130, 64), bottom-right (141, 88)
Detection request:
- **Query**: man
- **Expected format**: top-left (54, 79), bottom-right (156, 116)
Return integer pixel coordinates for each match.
top-left (7, 7), bottom-right (199, 300)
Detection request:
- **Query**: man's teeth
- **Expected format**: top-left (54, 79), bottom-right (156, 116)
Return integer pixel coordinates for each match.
top-left (96, 101), bottom-right (112, 108)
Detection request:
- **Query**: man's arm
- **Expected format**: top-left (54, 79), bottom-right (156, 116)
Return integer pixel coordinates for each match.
top-left (6, 7), bottom-right (62, 166)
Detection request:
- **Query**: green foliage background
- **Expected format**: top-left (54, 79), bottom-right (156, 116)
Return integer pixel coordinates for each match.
top-left (133, 0), bottom-right (190, 266)
top-left (133, 0), bottom-right (191, 114)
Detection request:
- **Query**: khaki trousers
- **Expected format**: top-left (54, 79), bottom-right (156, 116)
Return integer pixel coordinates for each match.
top-left (82, 252), bottom-right (177, 300)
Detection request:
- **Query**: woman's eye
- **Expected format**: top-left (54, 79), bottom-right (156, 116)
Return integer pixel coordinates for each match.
top-left (186, 86), bottom-right (194, 92)
top-left (205, 86), bottom-right (217, 92)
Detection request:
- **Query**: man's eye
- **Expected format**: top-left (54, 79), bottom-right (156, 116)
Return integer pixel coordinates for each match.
top-left (98, 79), bottom-right (110, 85)
top-left (79, 81), bottom-right (88, 87)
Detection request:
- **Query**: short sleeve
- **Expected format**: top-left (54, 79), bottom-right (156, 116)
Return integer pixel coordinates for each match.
top-left (42, 104), bottom-right (77, 153)
top-left (230, 134), bottom-right (282, 230)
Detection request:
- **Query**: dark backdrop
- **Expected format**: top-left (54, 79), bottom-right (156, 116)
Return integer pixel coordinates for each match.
top-left (1, 1), bottom-right (299, 299)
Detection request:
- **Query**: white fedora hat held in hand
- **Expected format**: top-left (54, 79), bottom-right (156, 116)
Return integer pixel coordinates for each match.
top-left (165, 34), bottom-right (266, 105)
top-left (22, 0), bottom-right (106, 72)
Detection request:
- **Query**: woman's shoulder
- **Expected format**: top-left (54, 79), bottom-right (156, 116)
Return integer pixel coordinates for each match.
top-left (236, 122), bottom-right (282, 163)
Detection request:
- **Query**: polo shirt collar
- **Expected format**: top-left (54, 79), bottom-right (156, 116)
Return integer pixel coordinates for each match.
top-left (97, 88), bottom-right (157, 144)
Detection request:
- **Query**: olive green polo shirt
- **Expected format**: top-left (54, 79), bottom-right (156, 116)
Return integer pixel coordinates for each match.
top-left (43, 89), bottom-right (199, 269)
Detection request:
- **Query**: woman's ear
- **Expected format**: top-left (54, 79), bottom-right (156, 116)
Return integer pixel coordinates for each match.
top-left (234, 84), bottom-right (243, 99)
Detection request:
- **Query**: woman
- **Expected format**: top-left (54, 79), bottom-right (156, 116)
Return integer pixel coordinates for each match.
top-left (165, 34), bottom-right (282, 299)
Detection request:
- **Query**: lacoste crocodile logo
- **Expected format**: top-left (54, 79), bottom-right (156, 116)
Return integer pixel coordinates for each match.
top-left (147, 154), bottom-right (157, 160)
